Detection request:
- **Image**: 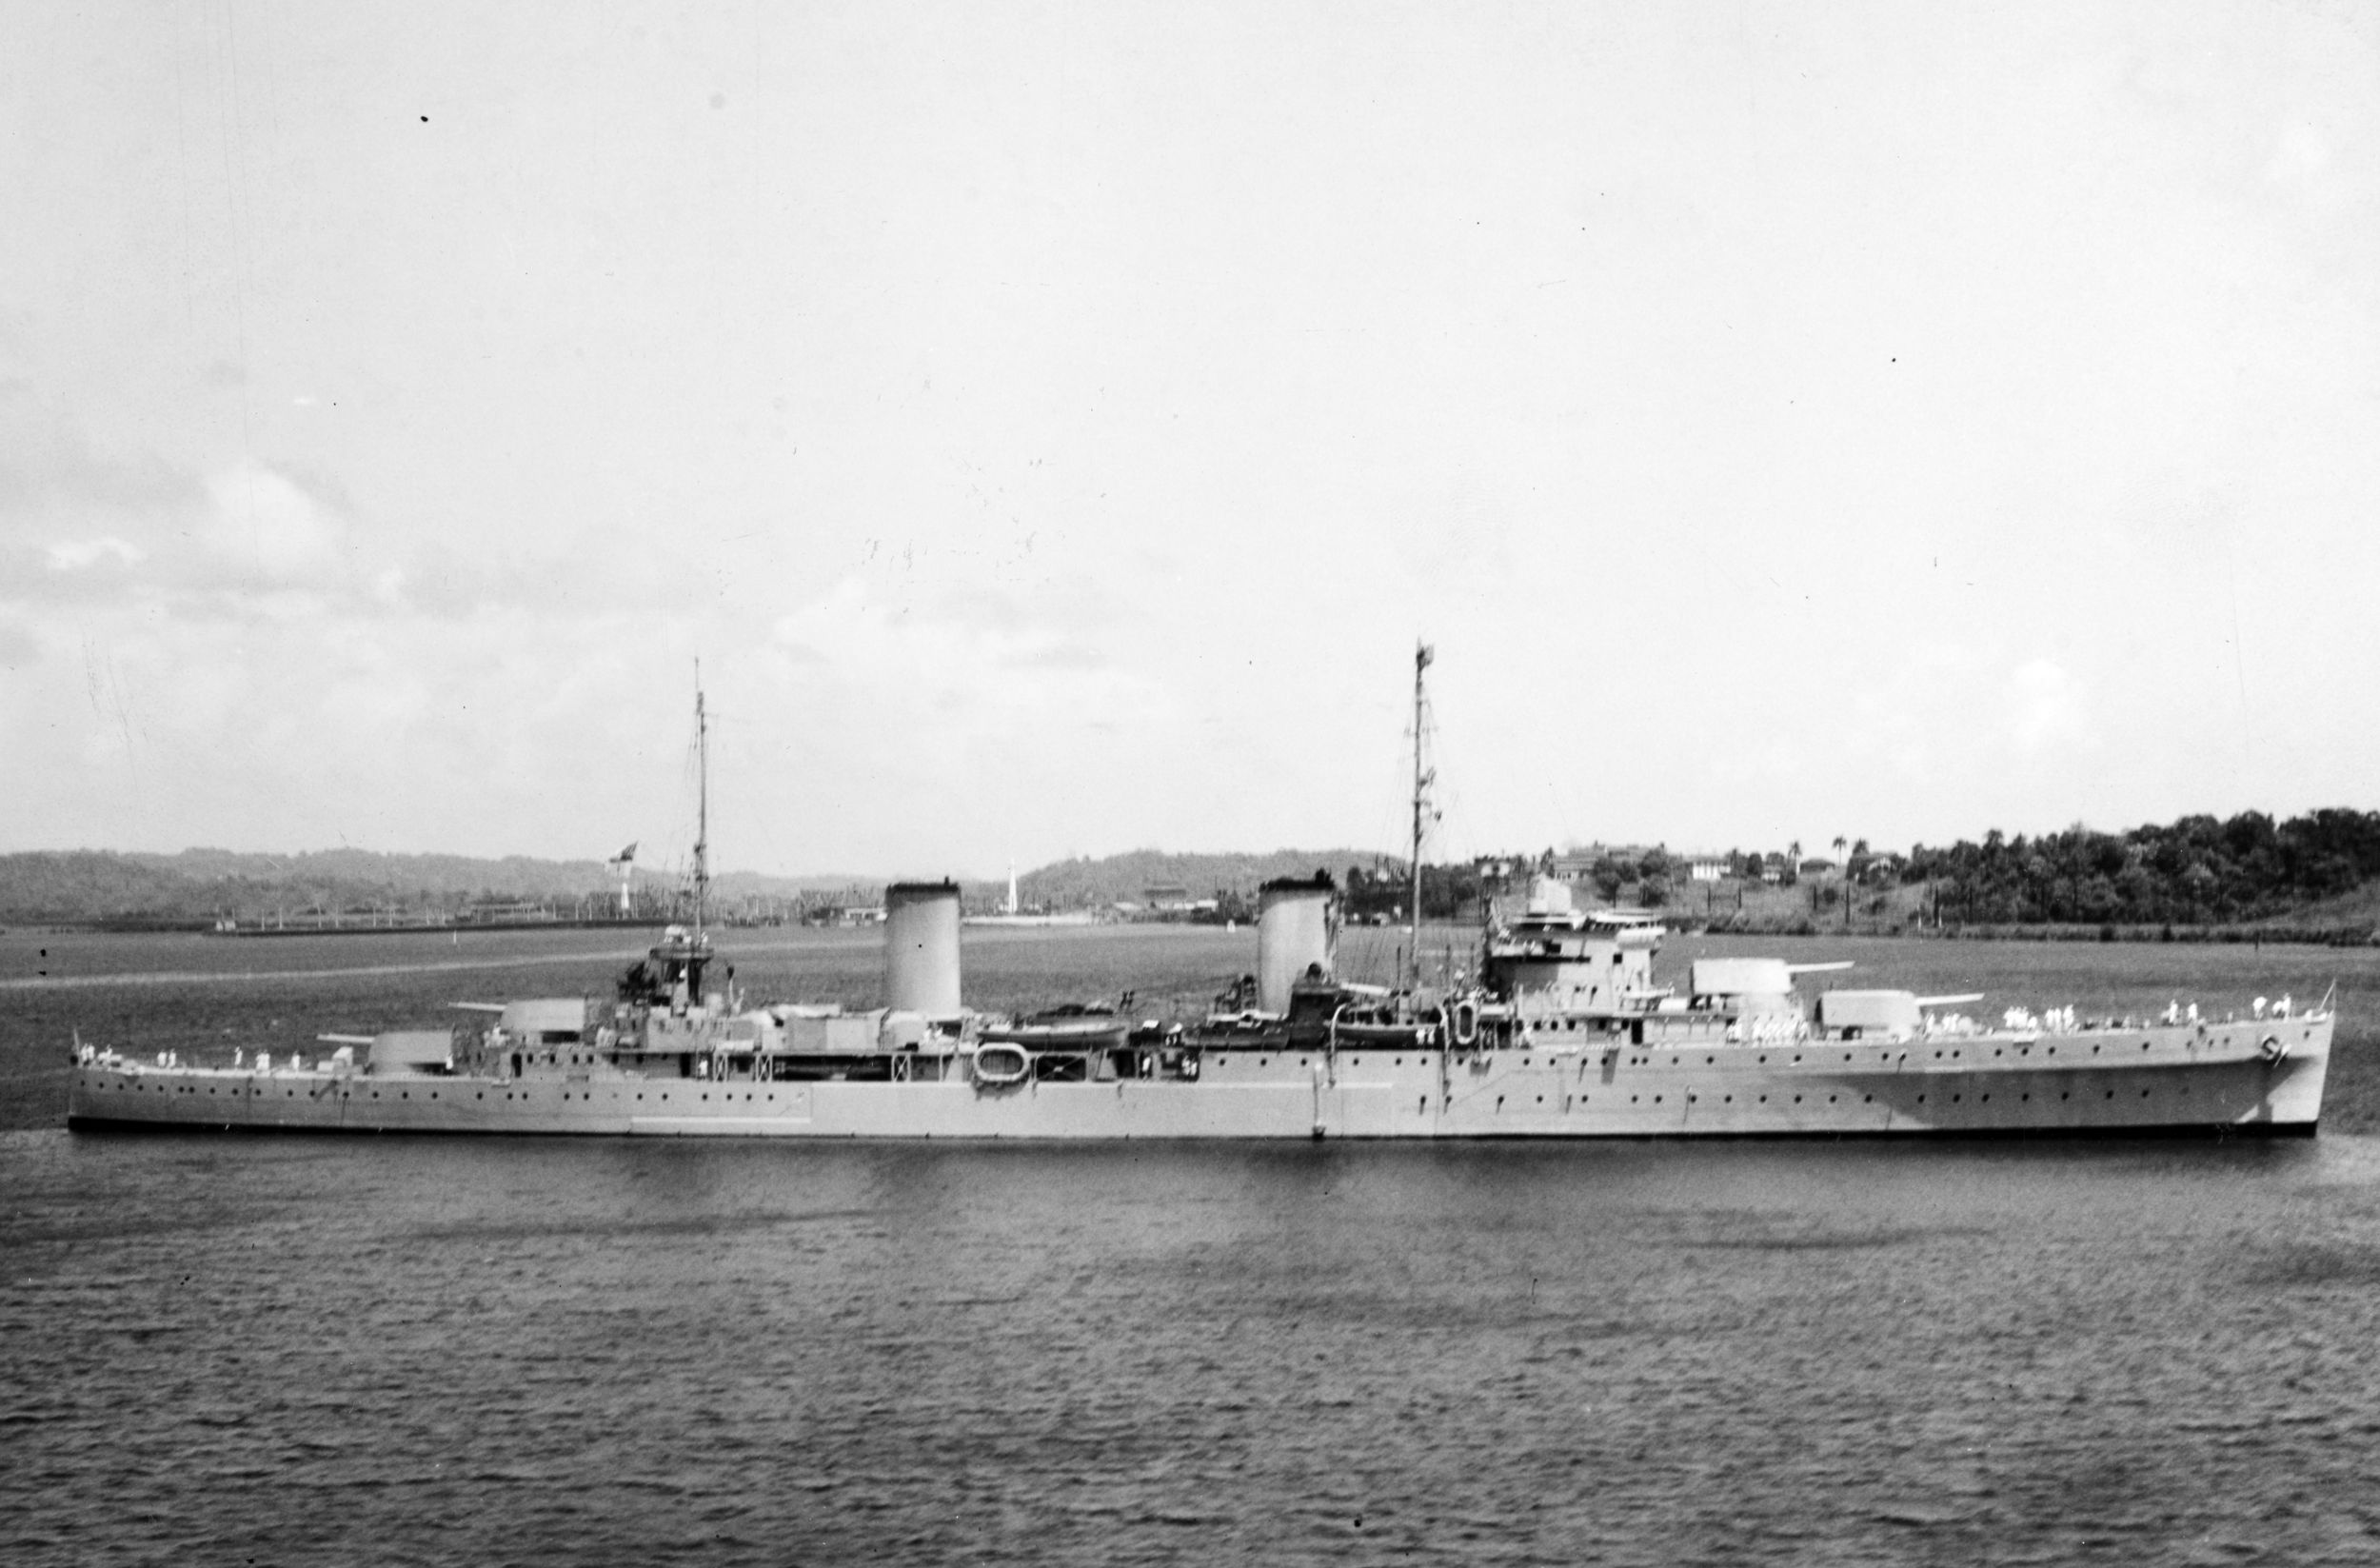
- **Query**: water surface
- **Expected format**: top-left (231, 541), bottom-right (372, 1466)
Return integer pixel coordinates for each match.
top-left (6, 927), bottom-right (2379, 1563)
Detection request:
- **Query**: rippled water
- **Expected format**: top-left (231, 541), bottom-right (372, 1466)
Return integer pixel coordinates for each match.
top-left (7, 929), bottom-right (2380, 1562)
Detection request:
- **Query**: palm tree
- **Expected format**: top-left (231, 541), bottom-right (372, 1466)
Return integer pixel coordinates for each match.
top-left (1833, 836), bottom-right (1850, 928)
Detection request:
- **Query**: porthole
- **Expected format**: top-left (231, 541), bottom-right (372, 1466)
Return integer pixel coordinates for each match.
top-left (2106, 1090), bottom-right (2115, 1100)
top-left (1861, 1094), bottom-right (1872, 1103)
top-left (1654, 1095), bottom-right (1662, 1103)
top-left (2141, 1088), bottom-right (2151, 1098)
top-left (1793, 1095), bottom-right (1801, 1103)
top-left (1706, 1055), bottom-right (1716, 1064)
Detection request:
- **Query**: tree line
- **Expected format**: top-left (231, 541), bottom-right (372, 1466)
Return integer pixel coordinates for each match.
top-left (1906, 809), bottom-right (2380, 925)
top-left (1344, 806), bottom-right (2380, 927)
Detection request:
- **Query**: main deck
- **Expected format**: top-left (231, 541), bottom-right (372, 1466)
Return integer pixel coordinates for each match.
top-left (67, 1009), bottom-right (2330, 1139)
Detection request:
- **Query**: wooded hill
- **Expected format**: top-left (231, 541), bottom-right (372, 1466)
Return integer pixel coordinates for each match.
top-left (1018, 849), bottom-right (1382, 914)
top-left (1904, 810), bottom-right (2380, 928)
top-left (12, 807), bottom-right (2380, 935)
top-left (0, 848), bottom-right (852, 926)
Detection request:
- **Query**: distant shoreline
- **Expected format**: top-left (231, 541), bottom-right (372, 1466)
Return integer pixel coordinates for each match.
top-left (9, 916), bottom-right (2373, 949)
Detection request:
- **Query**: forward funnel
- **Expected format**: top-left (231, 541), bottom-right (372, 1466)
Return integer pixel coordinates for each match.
top-left (884, 881), bottom-right (963, 1016)
top-left (1256, 873), bottom-right (1338, 1015)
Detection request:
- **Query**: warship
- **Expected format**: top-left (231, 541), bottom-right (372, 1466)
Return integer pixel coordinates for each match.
top-left (66, 652), bottom-right (2334, 1139)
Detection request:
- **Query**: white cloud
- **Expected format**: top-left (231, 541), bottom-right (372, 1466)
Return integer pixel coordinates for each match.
top-left (768, 575), bottom-right (1149, 735)
top-left (45, 535), bottom-right (143, 570)
top-left (2006, 659), bottom-right (2092, 755)
top-left (201, 461), bottom-right (344, 582)
top-left (2265, 121), bottom-right (2335, 202)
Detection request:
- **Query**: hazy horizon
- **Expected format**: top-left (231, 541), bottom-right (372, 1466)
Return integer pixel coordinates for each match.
top-left (6, 4), bottom-right (2373, 873)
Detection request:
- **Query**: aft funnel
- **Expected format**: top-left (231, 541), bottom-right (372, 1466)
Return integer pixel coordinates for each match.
top-left (884, 881), bottom-right (963, 1016)
top-left (1256, 873), bottom-right (1339, 1014)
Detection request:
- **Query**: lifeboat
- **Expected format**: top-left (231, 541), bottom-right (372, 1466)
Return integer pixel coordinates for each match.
top-left (978, 1004), bottom-right (1130, 1054)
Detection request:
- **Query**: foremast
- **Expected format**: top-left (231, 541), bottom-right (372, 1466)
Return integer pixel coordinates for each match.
top-left (692, 674), bottom-right (710, 939)
top-left (1409, 640), bottom-right (1434, 993)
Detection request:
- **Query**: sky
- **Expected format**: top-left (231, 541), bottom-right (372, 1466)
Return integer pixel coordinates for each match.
top-left (2, 1), bottom-right (2375, 881)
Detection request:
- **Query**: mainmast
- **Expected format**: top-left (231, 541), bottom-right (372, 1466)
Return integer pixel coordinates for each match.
top-left (692, 671), bottom-right (710, 937)
top-left (1409, 640), bottom-right (1434, 992)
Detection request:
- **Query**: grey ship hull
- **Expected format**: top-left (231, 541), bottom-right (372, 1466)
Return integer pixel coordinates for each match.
top-left (67, 1011), bottom-right (2330, 1139)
